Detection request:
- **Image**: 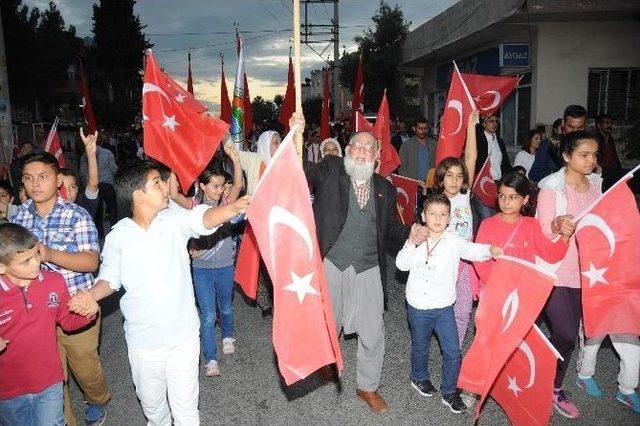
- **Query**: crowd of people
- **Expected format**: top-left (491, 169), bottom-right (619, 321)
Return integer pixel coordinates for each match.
top-left (0, 101), bottom-right (638, 426)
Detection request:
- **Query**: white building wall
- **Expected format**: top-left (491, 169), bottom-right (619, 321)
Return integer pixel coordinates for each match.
top-left (534, 21), bottom-right (640, 126)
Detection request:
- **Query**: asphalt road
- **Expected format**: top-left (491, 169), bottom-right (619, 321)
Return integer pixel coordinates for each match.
top-left (69, 257), bottom-right (638, 425)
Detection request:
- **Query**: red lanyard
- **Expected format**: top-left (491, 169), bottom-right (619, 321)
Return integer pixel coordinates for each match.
top-left (425, 237), bottom-right (443, 265)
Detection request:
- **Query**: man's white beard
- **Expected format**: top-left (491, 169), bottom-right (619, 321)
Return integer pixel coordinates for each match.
top-left (344, 155), bottom-right (375, 181)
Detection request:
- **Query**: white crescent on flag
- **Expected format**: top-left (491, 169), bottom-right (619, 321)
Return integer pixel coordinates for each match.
top-left (446, 100), bottom-right (463, 135)
top-left (268, 205), bottom-right (314, 270)
top-left (501, 289), bottom-right (519, 333)
top-left (480, 176), bottom-right (494, 196)
top-left (397, 187), bottom-right (410, 207)
top-left (142, 83), bottom-right (171, 103)
top-left (476, 90), bottom-right (501, 112)
top-left (576, 213), bottom-right (616, 258)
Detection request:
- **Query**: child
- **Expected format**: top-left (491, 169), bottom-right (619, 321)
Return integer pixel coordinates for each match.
top-left (190, 143), bottom-right (244, 377)
top-left (0, 180), bottom-right (17, 223)
top-left (537, 130), bottom-right (639, 416)
top-left (77, 160), bottom-right (249, 425)
top-left (0, 223), bottom-right (98, 426)
top-left (10, 151), bottom-right (110, 425)
top-left (396, 194), bottom-right (502, 414)
top-left (432, 111), bottom-right (480, 349)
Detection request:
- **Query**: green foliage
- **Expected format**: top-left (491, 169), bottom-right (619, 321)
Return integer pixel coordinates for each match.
top-left (251, 96), bottom-right (277, 126)
top-left (90, 0), bottom-right (152, 127)
top-left (340, 1), bottom-right (410, 117)
top-left (2, 1), bottom-right (81, 112)
top-left (302, 97), bottom-right (322, 127)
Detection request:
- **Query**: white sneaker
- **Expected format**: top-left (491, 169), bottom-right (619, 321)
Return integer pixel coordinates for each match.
top-left (222, 337), bottom-right (236, 355)
top-left (460, 391), bottom-right (477, 409)
top-left (204, 360), bottom-right (220, 377)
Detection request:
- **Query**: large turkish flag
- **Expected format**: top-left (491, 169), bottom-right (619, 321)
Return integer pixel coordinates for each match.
top-left (389, 174), bottom-right (418, 225)
top-left (461, 73), bottom-right (518, 116)
top-left (575, 170), bottom-right (640, 337)
top-left (491, 325), bottom-right (561, 426)
top-left (435, 64), bottom-right (476, 165)
top-left (471, 157), bottom-right (498, 208)
top-left (458, 256), bottom-right (556, 419)
top-left (374, 92), bottom-right (401, 177)
top-left (246, 125), bottom-right (343, 385)
top-left (142, 50), bottom-right (228, 191)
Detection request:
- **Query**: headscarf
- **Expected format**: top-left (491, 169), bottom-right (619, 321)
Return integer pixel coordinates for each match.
top-left (319, 138), bottom-right (343, 158)
top-left (257, 130), bottom-right (278, 165)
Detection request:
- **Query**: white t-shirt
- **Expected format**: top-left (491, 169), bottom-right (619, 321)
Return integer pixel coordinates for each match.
top-left (485, 131), bottom-right (503, 180)
top-left (446, 191), bottom-right (473, 241)
top-left (514, 150), bottom-right (536, 176)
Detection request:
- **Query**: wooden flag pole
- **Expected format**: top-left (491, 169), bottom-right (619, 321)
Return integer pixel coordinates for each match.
top-left (292, 0), bottom-right (303, 160)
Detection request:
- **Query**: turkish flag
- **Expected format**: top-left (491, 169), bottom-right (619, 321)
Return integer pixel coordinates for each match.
top-left (187, 52), bottom-right (194, 95)
top-left (461, 73), bottom-right (518, 116)
top-left (220, 61), bottom-right (232, 124)
top-left (458, 256), bottom-right (556, 419)
top-left (278, 56), bottom-right (296, 132)
top-left (389, 174), bottom-right (418, 225)
top-left (78, 59), bottom-right (98, 134)
top-left (142, 50), bottom-right (229, 191)
top-left (351, 54), bottom-right (364, 123)
top-left (374, 92), bottom-right (401, 177)
top-left (246, 125), bottom-right (343, 385)
top-left (320, 68), bottom-right (331, 140)
top-left (491, 325), bottom-right (562, 426)
top-left (472, 157), bottom-right (498, 208)
top-left (355, 111), bottom-right (374, 134)
top-left (575, 171), bottom-right (640, 337)
top-left (234, 225), bottom-right (260, 300)
top-left (43, 117), bottom-right (65, 168)
top-left (435, 63), bottom-right (476, 166)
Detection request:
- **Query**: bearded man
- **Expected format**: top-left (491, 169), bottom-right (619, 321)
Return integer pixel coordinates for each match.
top-left (303, 128), bottom-right (423, 414)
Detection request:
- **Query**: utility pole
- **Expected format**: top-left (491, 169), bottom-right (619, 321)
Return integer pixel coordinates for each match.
top-left (0, 6), bottom-right (14, 167)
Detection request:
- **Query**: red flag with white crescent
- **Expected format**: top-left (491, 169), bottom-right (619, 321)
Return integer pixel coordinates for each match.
top-left (471, 157), bottom-right (498, 208)
top-left (78, 59), bottom-right (98, 134)
top-left (575, 169), bottom-right (640, 337)
top-left (354, 111), bottom-right (374, 134)
top-left (461, 73), bottom-right (518, 116)
top-left (351, 54), bottom-right (364, 123)
top-left (458, 256), bottom-right (556, 420)
top-left (491, 325), bottom-right (562, 426)
top-left (389, 174), bottom-right (418, 225)
top-left (43, 117), bottom-right (65, 168)
top-left (234, 225), bottom-right (260, 300)
top-left (142, 50), bottom-right (228, 191)
top-left (374, 91), bottom-right (401, 177)
top-left (435, 62), bottom-right (476, 166)
top-left (246, 125), bottom-right (343, 385)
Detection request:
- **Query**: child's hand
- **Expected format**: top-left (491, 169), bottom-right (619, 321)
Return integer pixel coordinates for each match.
top-left (289, 112), bottom-right (306, 131)
top-left (551, 214), bottom-right (574, 235)
top-left (468, 110), bottom-right (479, 128)
top-left (38, 243), bottom-right (52, 263)
top-left (409, 223), bottom-right (429, 245)
top-left (79, 127), bottom-right (98, 157)
top-left (231, 195), bottom-right (251, 215)
top-left (69, 291), bottom-right (99, 318)
top-left (489, 246), bottom-right (503, 259)
top-left (0, 337), bottom-right (8, 352)
top-left (223, 139), bottom-right (240, 163)
top-left (557, 216), bottom-right (577, 238)
top-left (189, 248), bottom-right (203, 259)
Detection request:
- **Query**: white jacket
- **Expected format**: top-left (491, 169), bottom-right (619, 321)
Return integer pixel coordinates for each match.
top-left (537, 168), bottom-right (602, 217)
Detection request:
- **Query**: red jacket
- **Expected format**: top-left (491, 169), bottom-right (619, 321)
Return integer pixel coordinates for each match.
top-left (0, 270), bottom-right (92, 399)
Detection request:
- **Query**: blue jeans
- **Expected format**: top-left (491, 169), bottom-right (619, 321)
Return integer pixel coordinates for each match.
top-left (0, 382), bottom-right (64, 426)
top-left (192, 266), bottom-right (234, 362)
top-left (407, 303), bottom-right (461, 396)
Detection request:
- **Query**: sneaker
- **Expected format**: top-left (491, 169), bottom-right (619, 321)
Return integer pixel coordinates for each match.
top-left (616, 391), bottom-right (640, 414)
top-left (460, 391), bottom-right (478, 409)
top-left (222, 337), bottom-right (236, 355)
top-left (441, 392), bottom-right (467, 414)
top-left (576, 376), bottom-right (603, 397)
top-left (204, 360), bottom-right (221, 377)
top-left (411, 379), bottom-right (437, 397)
top-left (85, 404), bottom-right (106, 426)
top-left (552, 389), bottom-right (580, 419)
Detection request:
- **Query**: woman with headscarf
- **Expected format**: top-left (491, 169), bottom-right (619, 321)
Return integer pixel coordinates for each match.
top-left (320, 138), bottom-right (343, 159)
top-left (231, 130), bottom-right (281, 317)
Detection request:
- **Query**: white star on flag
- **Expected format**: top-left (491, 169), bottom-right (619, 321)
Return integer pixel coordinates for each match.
top-left (581, 262), bottom-right (608, 288)
top-left (507, 376), bottom-right (522, 397)
top-left (162, 114), bottom-right (179, 131)
top-left (175, 93), bottom-right (186, 103)
top-left (283, 271), bottom-right (319, 304)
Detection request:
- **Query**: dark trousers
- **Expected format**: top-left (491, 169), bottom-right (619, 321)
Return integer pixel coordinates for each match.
top-left (544, 286), bottom-right (582, 388)
top-left (96, 182), bottom-right (118, 238)
top-left (471, 195), bottom-right (496, 235)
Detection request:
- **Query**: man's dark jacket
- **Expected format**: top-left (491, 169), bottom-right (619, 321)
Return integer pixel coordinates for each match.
top-left (305, 155), bottom-right (410, 307)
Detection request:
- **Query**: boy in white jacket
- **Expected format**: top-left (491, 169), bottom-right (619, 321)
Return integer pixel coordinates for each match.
top-left (396, 194), bottom-right (501, 414)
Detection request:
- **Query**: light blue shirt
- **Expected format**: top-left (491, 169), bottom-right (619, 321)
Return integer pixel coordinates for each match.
top-left (97, 204), bottom-right (218, 349)
top-left (417, 143), bottom-right (429, 181)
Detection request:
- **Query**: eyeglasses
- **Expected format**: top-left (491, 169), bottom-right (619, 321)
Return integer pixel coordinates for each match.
top-left (349, 142), bottom-right (376, 153)
top-left (497, 193), bottom-right (523, 201)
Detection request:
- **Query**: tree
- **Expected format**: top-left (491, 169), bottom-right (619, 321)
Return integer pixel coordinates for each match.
top-left (302, 97), bottom-right (322, 128)
top-left (251, 96), bottom-right (277, 126)
top-left (91, 0), bottom-right (151, 127)
top-left (341, 1), bottom-right (410, 117)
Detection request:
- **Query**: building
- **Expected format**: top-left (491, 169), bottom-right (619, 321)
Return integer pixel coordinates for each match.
top-left (401, 0), bottom-right (640, 150)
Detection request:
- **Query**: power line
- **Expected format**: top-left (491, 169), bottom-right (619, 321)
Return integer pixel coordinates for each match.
top-left (154, 31), bottom-right (287, 53)
top-left (147, 24), bottom-right (367, 37)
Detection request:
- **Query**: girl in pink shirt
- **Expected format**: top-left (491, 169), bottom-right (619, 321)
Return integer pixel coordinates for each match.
top-left (536, 130), bottom-right (602, 419)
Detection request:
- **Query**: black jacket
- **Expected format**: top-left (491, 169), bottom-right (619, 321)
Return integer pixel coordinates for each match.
top-left (304, 156), bottom-right (410, 307)
top-left (474, 124), bottom-right (512, 177)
